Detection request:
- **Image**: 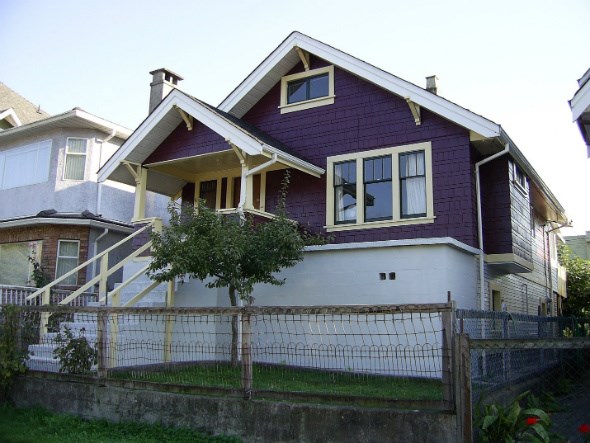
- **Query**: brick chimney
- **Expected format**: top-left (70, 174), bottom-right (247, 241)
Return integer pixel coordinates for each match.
top-left (426, 75), bottom-right (438, 95)
top-left (149, 68), bottom-right (184, 113)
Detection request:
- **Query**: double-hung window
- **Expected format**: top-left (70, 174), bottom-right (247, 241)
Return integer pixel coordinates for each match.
top-left (63, 138), bottom-right (87, 180)
top-left (56, 240), bottom-right (80, 285)
top-left (326, 142), bottom-right (434, 231)
top-left (400, 151), bottom-right (426, 218)
top-left (280, 66), bottom-right (335, 114)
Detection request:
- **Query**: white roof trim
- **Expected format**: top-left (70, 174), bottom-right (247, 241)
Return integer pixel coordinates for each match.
top-left (220, 31), bottom-right (501, 139)
top-left (570, 77), bottom-right (590, 121)
top-left (305, 236), bottom-right (480, 255)
top-left (99, 89), bottom-right (324, 182)
top-left (0, 108), bottom-right (131, 140)
top-left (0, 217), bottom-right (134, 233)
top-left (0, 108), bottom-right (22, 128)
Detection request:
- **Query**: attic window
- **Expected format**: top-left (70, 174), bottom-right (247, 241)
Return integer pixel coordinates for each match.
top-left (279, 66), bottom-right (334, 114)
top-left (512, 162), bottom-right (528, 194)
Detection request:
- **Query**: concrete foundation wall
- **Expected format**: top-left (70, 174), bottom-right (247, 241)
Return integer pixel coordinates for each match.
top-left (11, 375), bottom-right (458, 443)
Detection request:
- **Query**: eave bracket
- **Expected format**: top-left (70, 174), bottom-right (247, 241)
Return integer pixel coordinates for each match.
top-left (295, 46), bottom-right (310, 71)
top-left (405, 98), bottom-right (421, 126)
top-left (174, 106), bottom-right (193, 131)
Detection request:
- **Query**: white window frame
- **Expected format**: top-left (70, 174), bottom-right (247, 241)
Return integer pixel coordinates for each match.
top-left (512, 161), bottom-right (528, 195)
top-left (55, 240), bottom-right (80, 285)
top-left (63, 137), bottom-right (88, 181)
top-left (325, 141), bottom-right (435, 232)
top-left (279, 66), bottom-right (335, 114)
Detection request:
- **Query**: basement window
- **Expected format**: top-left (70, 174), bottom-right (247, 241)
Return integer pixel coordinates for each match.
top-left (279, 66), bottom-right (335, 114)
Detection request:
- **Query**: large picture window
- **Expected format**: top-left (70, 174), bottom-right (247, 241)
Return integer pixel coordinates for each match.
top-left (0, 140), bottom-right (51, 190)
top-left (326, 142), bottom-right (434, 231)
top-left (0, 241), bottom-right (42, 286)
top-left (63, 138), bottom-right (87, 180)
top-left (56, 240), bottom-right (80, 285)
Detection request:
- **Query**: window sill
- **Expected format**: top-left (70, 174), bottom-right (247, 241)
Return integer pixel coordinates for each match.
top-left (326, 216), bottom-right (436, 232)
top-left (279, 95), bottom-right (335, 114)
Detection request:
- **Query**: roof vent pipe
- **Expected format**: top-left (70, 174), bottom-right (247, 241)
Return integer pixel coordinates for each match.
top-left (149, 68), bottom-right (184, 113)
top-left (426, 75), bottom-right (438, 95)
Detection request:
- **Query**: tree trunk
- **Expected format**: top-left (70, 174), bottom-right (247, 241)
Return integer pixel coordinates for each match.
top-left (229, 286), bottom-right (239, 366)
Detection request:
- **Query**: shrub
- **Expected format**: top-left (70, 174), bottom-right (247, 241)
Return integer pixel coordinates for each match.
top-left (53, 327), bottom-right (97, 374)
top-left (0, 305), bottom-right (28, 402)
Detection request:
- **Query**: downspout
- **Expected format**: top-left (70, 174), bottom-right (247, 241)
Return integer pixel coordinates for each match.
top-left (96, 128), bottom-right (117, 216)
top-left (475, 143), bottom-right (510, 310)
top-left (92, 228), bottom-right (109, 281)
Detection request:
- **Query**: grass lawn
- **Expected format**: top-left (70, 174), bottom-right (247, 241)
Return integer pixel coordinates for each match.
top-left (0, 404), bottom-right (241, 443)
top-left (111, 363), bottom-right (443, 400)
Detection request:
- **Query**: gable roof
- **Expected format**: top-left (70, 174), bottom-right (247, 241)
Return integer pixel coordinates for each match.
top-left (0, 82), bottom-right (50, 127)
top-left (218, 31), bottom-right (567, 224)
top-left (97, 89), bottom-right (324, 195)
top-left (220, 31), bottom-right (501, 139)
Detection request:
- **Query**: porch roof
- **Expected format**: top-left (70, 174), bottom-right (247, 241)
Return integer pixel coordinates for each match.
top-left (98, 89), bottom-right (324, 196)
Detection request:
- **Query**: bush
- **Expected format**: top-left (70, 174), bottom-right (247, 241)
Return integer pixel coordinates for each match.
top-left (0, 305), bottom-right (28, 402)
top-left (53, 327), bottom-right (97, 374)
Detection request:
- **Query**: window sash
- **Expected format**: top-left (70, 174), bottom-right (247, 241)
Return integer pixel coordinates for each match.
top-left (287, 73), bottom-right (329, 104)
top-left (400, 151), bottom-right (427, 218)
top-left (334, 160), bottom-right (357, 223)
top-left (64, 138), bottom-right (87, 180)
top-left (56, 240), bottom-right (79, 285)
top-left (0, 140), bottom-right (51, 190)
top-left (364, 156), bottom-right (392, 221)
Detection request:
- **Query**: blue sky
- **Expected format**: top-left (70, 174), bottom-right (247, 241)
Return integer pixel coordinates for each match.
top-left (2, 0), bottom-right (589, 234)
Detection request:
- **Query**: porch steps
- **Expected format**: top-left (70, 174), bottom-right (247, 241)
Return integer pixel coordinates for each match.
top-left (26, 300), bottom-right (163, 373)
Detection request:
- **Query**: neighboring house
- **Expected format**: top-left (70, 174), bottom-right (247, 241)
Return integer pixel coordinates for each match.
top-left (569, 68), bottom-right (590, 157)
top-left (565, 231), bottom-right (590, 260)
top-left (98, 32), bottom-right (567, 315)
top-left (0, 84), bottom-right (166, 292)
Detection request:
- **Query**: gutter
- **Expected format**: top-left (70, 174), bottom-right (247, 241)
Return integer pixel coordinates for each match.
top-left (475, 143), bottom-right (510, 310)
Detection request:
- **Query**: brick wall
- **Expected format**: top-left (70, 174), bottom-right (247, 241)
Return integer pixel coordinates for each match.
top-left (0, 224), bottom-right (90, 288)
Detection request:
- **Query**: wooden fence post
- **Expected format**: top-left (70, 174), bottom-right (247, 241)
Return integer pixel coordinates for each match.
top-left (442, 300), bottom-right (456, 410)
top-left (241, 310), bottom-right (252, 399)
top-left (454, 333), bottom-right (472, 443)
top-left (96, 309), bottom-right (108, 378)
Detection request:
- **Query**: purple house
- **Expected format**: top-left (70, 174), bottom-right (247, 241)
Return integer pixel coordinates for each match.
top-left (99, 32), bottom-right (567, 313)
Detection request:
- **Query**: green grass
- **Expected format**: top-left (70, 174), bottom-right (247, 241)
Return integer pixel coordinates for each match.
top-left (111, 363), bottom-right (443, 401)
top-left (0, 404), bottom-right (241, 443)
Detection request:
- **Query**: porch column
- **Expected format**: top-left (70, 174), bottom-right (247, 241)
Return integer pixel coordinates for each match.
top-left (132, 167), bottom-right (148, 221)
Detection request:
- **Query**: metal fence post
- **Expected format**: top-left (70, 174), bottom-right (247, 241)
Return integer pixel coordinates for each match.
top-left (241, 310), bottom-right (252, 399)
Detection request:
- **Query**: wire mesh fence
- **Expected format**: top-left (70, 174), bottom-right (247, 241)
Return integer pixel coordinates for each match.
top-left (2, 303), bottom-right (454, 408)
top-left (458, 310), bottom-right (590, 443)
top-left (456, 310), bottom-right (590, 402)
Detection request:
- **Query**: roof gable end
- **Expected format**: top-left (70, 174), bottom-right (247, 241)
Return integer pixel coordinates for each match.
top-left (219, 31), bottom-right (501, 139)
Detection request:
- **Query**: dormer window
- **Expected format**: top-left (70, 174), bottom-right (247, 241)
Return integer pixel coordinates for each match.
top-left (280, 66), bottom-right (334, 114)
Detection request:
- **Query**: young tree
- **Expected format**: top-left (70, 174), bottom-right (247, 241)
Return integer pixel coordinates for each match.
top-left (558, 245), bottom-right (590, 317)
top-left (148, 172), bottom-right (306, 363)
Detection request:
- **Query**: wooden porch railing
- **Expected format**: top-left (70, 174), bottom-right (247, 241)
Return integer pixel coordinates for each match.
top-left (23, 218), bottom-right (169, 335)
